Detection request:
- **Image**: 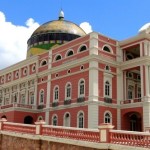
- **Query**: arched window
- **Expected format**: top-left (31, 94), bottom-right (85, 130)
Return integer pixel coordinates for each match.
top-left (65, 83), bottom-right (71, 100)
top-left (78, 80), bottom-right (85, 97)
top-left (52, 115), bottom-right (58, 126)
top-left (40, 60), bottom-right (47, 66)
top-left (105, 65), bottom-right (110, 71)
top-left (105, 81), bottom-right (110, 97)
top-left (54, 86), bottom-right (59, 101)
top-left (64, 113), bottom-right (70, 127)
top-left (103, 45), bottom-right (113, 53)
top-left (66, 50), bottom-right (74, 57)
top-left (78, 112), bottom-right (84, 128)
top-left (104, 112), bottom-right (112, 123)
top-left (55, 55), bottom-right (62, 61)
top-left (39, 90), bottom-right (44, 104)
top-left (79, 45), bottom-right (87, 52)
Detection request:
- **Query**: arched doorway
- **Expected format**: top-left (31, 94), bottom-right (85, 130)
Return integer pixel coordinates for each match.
top-left (24, 116), bottom-right (33, 124)
top-left (123, 112), bottom-right (142, 131)
top-left (129, 114), bottom-right (141, 131)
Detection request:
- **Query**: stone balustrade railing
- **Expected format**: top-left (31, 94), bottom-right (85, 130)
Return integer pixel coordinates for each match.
top-left (0, 118), bottom-right (149, 149)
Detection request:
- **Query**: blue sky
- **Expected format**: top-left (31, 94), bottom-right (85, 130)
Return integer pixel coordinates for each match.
top-left (0, 0), bottom-right (150, 69)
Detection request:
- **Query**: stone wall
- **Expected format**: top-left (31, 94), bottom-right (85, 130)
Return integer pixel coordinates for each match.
top-left (0, 134), bottom-right (106, 150)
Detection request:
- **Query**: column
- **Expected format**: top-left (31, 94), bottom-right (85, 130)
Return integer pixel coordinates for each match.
top-left (143, 65), bottom-right (150, 130)
top-left (88, 32), bottom-right (99, 128)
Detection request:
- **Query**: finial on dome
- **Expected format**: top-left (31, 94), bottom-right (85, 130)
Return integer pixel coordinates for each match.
top-left (59, 10), bottom-right (64, 20)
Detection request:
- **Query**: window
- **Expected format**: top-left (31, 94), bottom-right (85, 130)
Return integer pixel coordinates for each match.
top-left (21, 94), bottom-right (25, 104)
top-left (79, 45), bottom-right (87, 52)
top-left (104, 112), bottom-right (112, 123)
top-left (40, 90), bottom-right (44, 103)
top-left (80, 65), bottom-right (84, 70)
top-left (103, 46), bottom-right (112, 53)
top-left (78, 112), bottom-right (84, 128)
top-left (32, 64), bottom-right (36, 72)
top-left (54, 86), bottom-right (59, 101)
top-left (64, 113), bottom-right (70, 127)
top-left (23, 68), bottom-right (27, 75)
top-left (137, 87), bottom-right (141, 98)
top-left (52, 115), bottom-right (58, 126)
top-left (66, 83), bottom-right (71, 99)
top-left (105, 65), bottom-right (110, 71)
top-left (105, 81), bottom-right (110, 97)
top-left (40, 60), bottom-right (47, 66)
top-left (128, 85), bottom-right (134, 99)
top-left (55, 55), bottom-right (62, 61)
top-left (5, 98), bottom-right (9, 105)
top-left (66, 50), bottom-right (74, 57)
top-left (13, 93), bottom-right (17, 103)
top-left (30, 92), bottom-right (34, 104)
top-left (79, 80), bottom-right (85, 97)
top-left (15, 71), bottom-right (19, 78)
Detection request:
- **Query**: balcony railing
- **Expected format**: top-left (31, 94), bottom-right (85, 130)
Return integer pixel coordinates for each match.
top-left (52, 101), bottom-right (59, 107)
top-left (104, 97), bottom-right (112, 103)
top-left (77, 97), bottom-right (85, 103)
top-left (64, 99), bottom-right (71, 105)
top-left (0, 103), bottom-right (37, 109)
top-left (121, 98), bottom-right (142, 104)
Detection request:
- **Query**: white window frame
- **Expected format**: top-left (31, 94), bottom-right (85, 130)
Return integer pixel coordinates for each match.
top-left (104, 73), bottom-right (113, 98)
top-left (65, 83), bottom-right (71, 100)
top-left (104, 111), bottom-right (112, 124)
top-left (30, 92), bottom-right (34, 105)
top-left (66, 49), bottom-right (74, 57)
top-left (77, 111), bottom-right (84, 128)
top-left (53, 86), bottom-right (59, 101)
top-left (54, 54), bottom-right (62, 61)
top-left (39, 90), bottom-right (44, 104)
top-left (40, 59), bottom-right (47, 67)
top-left (21, 94), bottom-right (25, 104)
top-left (52, 115), bottom-right (58, 126)
top-left (63, 112), bottom-right (70, 127)
top-left (78, 44), bottom-right (87, 52)
top-left (78, 79), bottom-right (85, 97)
top-left (102, 44), bottom-right (113, 54)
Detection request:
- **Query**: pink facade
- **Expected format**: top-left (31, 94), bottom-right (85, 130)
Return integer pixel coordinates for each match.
top-left (0, 16), bottom-right (150, 132)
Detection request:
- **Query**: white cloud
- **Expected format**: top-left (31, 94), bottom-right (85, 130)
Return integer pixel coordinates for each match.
top-left (0, 11), bottom-right (40, 69)
top-left (80, 22), bottom-right (93, 34)
top-left (138, 23), bottom-right (150, 33)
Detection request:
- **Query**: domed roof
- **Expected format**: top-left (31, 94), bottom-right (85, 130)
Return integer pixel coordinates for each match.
top-left (31, 11), bottom-right (86, 37)
top-left (27, 11), bottom-right (86, 58)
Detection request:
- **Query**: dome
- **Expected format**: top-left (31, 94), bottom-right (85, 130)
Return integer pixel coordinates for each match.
top-left (31, 20), bottom-right (86, 37)
top-left (27, 11), bottom-right (86, 58)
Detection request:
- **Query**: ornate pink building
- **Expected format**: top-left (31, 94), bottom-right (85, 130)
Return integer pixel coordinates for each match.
top-left (0, 11), bottom-right (150, 131)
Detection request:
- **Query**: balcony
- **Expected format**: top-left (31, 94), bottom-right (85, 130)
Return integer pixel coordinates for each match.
top-left (104, 97), bottom-right (112, 103)
top-left (0, 103), bottom-right (36, 109)
top-left (77, 97), bottom-right (85, 103)
top-left (64, 99), bottom-right (71, 105)
top-left (52, 101), bottom-right (59, 107)
top-left (37, 105), bottom-right (45, 109)
top-left (120, 98), bottom-right (141, 104)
